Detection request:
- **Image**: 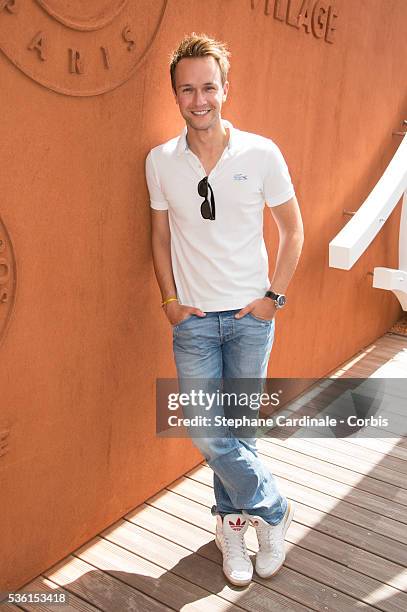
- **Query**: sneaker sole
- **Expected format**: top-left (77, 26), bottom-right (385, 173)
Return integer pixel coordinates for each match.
top-left (215, 535), bottom-right (252, 587)
top-left (255, 500), bottom-right (295, 579)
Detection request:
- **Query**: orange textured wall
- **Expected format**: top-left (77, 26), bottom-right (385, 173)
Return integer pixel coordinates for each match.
top-left (0, 0), bottom-right (405, 590)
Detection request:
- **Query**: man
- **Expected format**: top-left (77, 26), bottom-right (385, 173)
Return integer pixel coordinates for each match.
top-left (146, 33), bottom-right (304, 586)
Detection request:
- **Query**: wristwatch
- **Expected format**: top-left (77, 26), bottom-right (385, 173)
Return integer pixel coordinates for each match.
top-left (265, 290), bottom-right (287, 309)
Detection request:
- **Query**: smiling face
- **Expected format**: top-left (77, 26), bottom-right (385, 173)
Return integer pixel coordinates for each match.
top-left (173, 56), bottom-right (229, 132)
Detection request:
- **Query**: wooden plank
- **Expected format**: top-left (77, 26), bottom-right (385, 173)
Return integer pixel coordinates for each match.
top-left (349, 347), bottom-right (406, 363)
top-left (255, 441), bottom-right (407, 521)
top-left (176, 469), bottom-right (407, 567)
top-left (43, 553), bottom-right (173, 612)
top-left (260, 437), bottom-right (407, 503)
top-left (337, 363), bottom-right (404, 379)
top-left (102, 515), bottom-right (310, 612)
top-left (335, 437), bottom-right (407, 461)
top-left (363, 336), bottom-right (407, 354)
top-left (341, 350), bottom-right (407, 369)
top-left (146, 489), bottom-right (407, 592)
top-left (125, 503), bottom-right (376, 611)
top-left (258, 438), bottom-right (407, 494)
top-left (377, 334), bottom-right (407, 346)
top-left (6, 576), bottom-right (99, 611)
top-left (264, 436), bottom-right (407, 479)
top-left (352, 345), bottom-right (407, 362)
top-left (194, 459), bottom-right (407, 546)
top-left (329, 334), bottom-right (407, 373)
top-left (355, 356), bottom-right (407, 376)
top-left (129, 500), bottom-right (407, 612)
top-left (69, 533), bottom-right (244, 611)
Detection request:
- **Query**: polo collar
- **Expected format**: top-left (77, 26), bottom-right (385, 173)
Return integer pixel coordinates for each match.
top-left (175, 119), bottom-right (236, 156)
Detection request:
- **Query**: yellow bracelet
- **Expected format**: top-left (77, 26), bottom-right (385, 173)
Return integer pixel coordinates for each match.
top-left (161, 296), bottom-right (178, 307)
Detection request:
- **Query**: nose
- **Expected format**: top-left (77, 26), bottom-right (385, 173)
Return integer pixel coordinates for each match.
top-left (193, 89), bottom-right (207, 107)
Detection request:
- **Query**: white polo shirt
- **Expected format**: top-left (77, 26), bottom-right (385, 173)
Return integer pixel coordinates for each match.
top-left (146, 119), bottom-right (295, 312)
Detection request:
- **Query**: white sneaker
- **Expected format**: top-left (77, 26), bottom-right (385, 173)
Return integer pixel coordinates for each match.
top-left (248, 500), bottom-right (294, 578)
top-left (215, 513), bottom-right (253, 586)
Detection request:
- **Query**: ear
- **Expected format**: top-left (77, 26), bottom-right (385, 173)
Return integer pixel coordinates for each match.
top-left (222, 80), bottom-right (229, 102)
top-left (173, 89), bottom-right (179, 105)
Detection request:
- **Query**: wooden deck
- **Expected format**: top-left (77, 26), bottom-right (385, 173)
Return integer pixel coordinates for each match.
top-left (5, 332), bottom-right (407, 611)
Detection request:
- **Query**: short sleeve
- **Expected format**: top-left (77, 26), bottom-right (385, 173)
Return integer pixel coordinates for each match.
top-left (145, 150), bottom-right (169, 210)
top-left (263, 143), bottom-right (295, 207)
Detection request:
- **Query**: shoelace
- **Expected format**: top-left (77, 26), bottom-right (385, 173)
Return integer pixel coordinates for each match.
top-left (256, 523), bottom-right (283, 558)
top-left (223, 533), bottom-right (250, 561)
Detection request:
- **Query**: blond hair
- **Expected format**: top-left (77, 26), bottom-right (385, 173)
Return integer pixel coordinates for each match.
top-left (170, 33), bottom-right (230, 91)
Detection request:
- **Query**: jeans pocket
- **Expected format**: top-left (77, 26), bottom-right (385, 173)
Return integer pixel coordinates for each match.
top-left (172, 314), bottom-right (193, 329)
top-left (247, 312), bottom-right (274, 324)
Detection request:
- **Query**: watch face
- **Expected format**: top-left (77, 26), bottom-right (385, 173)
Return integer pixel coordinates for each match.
top-left (276, 295), bottom-right (286, 308)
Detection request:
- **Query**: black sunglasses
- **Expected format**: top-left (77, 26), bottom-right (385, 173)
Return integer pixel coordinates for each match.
top-left (198, 177), bottom-right (215, 220)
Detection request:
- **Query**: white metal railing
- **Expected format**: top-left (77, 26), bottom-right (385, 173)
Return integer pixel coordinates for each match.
top-left (329, 123), bottom-right (407, 310)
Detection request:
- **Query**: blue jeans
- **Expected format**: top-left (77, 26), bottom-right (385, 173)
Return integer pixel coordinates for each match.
top-left (173, 309), bottom-right (287, 525)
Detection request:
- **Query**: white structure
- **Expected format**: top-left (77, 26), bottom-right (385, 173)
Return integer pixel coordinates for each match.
top-left (329, 129), bottom-right (407, 310)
